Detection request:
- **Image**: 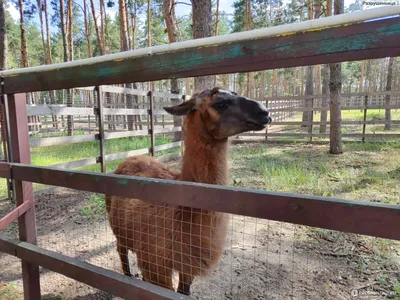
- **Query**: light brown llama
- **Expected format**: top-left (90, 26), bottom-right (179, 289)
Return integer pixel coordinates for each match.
top-left (105, 87), bottom-right (271, 295)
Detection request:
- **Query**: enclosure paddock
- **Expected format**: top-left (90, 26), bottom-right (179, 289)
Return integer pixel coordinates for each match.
top-left (1, 6), bottom-right (400, 300)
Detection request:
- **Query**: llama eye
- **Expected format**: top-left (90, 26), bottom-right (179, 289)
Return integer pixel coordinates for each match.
top-left (214, 101), bottom-right (229, 109)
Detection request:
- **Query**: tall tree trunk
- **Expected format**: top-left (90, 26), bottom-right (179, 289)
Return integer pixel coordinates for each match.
top-left (120, 0), bottom-right (129, 51)
top-left (67, 0), bottom-right (73, 61)
top-left (147, 0), bottom-right (154, 92)
top-left (215, 0), bottom-right (219, 35)
top-left (119, 0), bottom-right (137, 130)
top-left (384, 57), bottom-right (394, 130)
top-left (60, 0), bottom-right (68, 61)
top-left (90, 0), bottom-right (105, 55)
top-left (192, 0), bottom-right (214, 92)
top-left (359, 60), bottom-right (364, 92)
top-left (44, 0), bottom-right (52, 62)
top-left (0, 2), bottom-right (6, 70)
top-left (100, 0), bottom-right (105, 49)
top-left (129, 0), bottom-right (137, 50)
top-left (83, 0), bottom-right (92, 57)
top-left (18, 0), bottom-right (29, 68)
top-left (37, 0), bottom-right (48, 64)
top-left (163, 0), bottom-right (182, 140)
top-left (302, 66), bottom-right (314, 128)
top-left (329, 0), bottom-right (344, 154)
top-left (67, 0), bottom-right (74, 136)
top-left (302, 0), bottom-right (315, 125)
top-left (0, 0), bottom-right (8, 160)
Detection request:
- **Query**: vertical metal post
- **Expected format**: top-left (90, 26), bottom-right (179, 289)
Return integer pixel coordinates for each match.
top-left (265, 99), bottom-right (269, 141)
top-left (95, 86), bottom-right (106, 173)
top-left (148, 91), bottom-right (155, 157)
top-left (7, 93), bottom-right (41, 299)
top-left (1, 94), bottom-right (13, 201)
top-left (362, 95), bottom-right (368, 143)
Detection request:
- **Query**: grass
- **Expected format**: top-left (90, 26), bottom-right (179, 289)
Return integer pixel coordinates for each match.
top-left (80, 194), bottom-right (106, 217)
top-left (231, 141), bottom-right (400, 203)
top-left (0, 283), bottom-right (23, 300)
top-left (0, 135), bottom-right (180, 198)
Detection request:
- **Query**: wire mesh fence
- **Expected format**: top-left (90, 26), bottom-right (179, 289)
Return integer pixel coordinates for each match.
top-left (4, 185), bottom-right (394, 299)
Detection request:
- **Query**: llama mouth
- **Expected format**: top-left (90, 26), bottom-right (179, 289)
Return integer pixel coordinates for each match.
top-left (246, 121), bottom-right (267, 130)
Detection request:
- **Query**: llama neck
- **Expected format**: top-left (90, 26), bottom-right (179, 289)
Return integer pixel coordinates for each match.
top-left (179, 112), bottom-right (229, 186)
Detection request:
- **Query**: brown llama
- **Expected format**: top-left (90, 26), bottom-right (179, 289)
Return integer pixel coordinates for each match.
top-left (105, 87), bottom-right (271, 295)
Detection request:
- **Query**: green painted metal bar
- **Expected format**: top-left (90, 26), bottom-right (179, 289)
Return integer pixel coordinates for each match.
top-left (1, 17), bottom-right (400, 94)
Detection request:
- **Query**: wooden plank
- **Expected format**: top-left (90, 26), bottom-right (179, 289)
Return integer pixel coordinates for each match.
top-left (29, 134), bottom-right (97, 148)
top-left (243, 132), bottom-right (400, 138)
top-left (0, 238), bottom-right (191, 300)
top-left (49, 157), bottom-right (97, 169)
top-left (101, 85), bottom-right (148, 96)
top-left (7, 94), bottom-right (41, 299)
top-left (104, 130), bottom-right (149, 140)
top-left (154, 141), bottom-right (182, 152)
top-left (269, 105), bottom-right (400, 112)
top-left (272, 120), bottom-right (400, 126)
top-left (104, 148), bottom-right (149, 161)
top-left (27, 105), bottom-right (94, 116)
top-left (154, 127), bottom-right (182, 134)
top-left (4, 162), bottom-right (400, 241)
top-left (152, 91), bottom-right (184, 99)
top-left (262, 90), bottom-right (400, 101)
top-left (3, 17), bottom-right (400, 93)
top-left (103, 108), bottom-right (148, 115)
top-left (0, 201), bottom-right (32, 231)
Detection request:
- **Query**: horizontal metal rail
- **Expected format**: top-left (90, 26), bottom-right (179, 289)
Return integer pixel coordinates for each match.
top-left (0, 238), bottom-right (190, 300)
top-left (1, 13), bottom-right (400, 93)
top-left (0, 162), bottom-right (399, 240)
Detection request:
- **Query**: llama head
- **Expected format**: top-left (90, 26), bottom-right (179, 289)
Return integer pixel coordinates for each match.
top-left (163, 87), bottom-right (272, 139)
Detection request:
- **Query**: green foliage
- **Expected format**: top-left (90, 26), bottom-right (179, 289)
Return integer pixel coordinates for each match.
top-left (80, 193), bottom-right (105, 216)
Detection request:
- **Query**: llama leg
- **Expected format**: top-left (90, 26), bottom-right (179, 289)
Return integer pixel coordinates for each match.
top-left (117, 243), bottom-right (132, 277)
top-left (139, 261), bottom-right (174, 291)
top-left (177, 273), bottom-right (193, 296)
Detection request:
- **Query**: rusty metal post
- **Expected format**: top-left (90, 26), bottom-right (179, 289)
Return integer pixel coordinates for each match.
top-left (148, 91), bottom-right (155, 157)
top-left (7, 93), bottom-right (41, 299)
top-left (95, 86), bottom-right (106, 173)
top-left (362, 95), bottom-right (368, 143)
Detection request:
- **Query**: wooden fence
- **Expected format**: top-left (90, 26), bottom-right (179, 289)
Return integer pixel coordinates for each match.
top-left (237, 90), bottom-right (400, 142)
top-left (1, 8), bottom-right (400, 300)
top-left (7, 86), bottom-right (185, 198)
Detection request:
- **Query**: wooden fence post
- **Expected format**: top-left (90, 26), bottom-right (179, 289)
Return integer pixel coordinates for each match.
top-left (95, 86), bottom-right (106, 173)
top-left (7, 93), bottom-right (41, 299)
top-left (362, 95), bottom-right (368, 143)
top-left (148, 91), bottom-right (155, 157)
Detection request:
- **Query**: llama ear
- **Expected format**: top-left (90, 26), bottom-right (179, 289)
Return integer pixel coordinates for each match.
top-left (163, 94), bottom-right (201, 116)
top-left (163, 99), bottom-right (196, 116)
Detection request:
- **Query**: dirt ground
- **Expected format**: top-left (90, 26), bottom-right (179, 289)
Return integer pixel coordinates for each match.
top-left (1, 151), bottom-right (399, 300)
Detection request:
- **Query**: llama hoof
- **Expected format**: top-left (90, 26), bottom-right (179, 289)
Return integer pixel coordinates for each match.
top-left (134, 273), bottom-right (139, 278)
top-left (177, 290), bottom-right (191, 296)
